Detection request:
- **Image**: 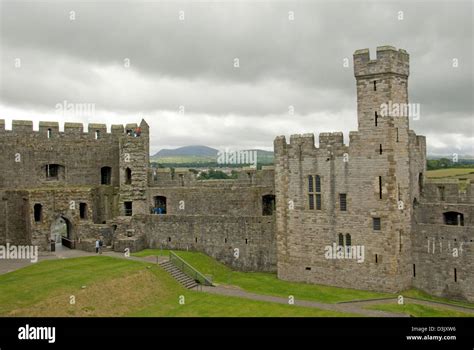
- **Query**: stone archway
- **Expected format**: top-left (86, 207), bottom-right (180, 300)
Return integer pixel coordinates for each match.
top-left (50, 215), bottom-right (75, 250)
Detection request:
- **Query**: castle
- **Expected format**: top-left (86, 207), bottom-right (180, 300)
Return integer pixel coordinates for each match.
top-left (0, 46), bottom-right (472, 301)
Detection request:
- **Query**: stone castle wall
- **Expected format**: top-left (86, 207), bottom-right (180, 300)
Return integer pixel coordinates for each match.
top-left (0, 45), bottom-right (472, 301)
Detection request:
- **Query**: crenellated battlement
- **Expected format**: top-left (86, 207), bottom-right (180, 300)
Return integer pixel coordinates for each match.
top-left (274, 132), bottom-right (348, 156)
top-left (354, 46), bottom-right (409, 78)
top-left (0, 119), bottom-right (146, 138)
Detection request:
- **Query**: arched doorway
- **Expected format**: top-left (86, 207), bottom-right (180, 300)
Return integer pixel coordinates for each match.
top-left (50, 216), bottom-right (74, 251)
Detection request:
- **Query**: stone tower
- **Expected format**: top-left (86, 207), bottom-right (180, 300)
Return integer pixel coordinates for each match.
top-left (119, 119), bottom-right (150, 216)
top-left (274, 46), bottom-right (425, 293)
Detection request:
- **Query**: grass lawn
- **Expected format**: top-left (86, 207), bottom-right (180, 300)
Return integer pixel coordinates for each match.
top-left (401, 289), bottom-right (474, 309)
top-left (426, 168), bottom-right (474, 179)
top-left (132, 249), bottom-right (394, 303)
top-left (0, 256), bottom-right (355, 317)
top-left (365, 302), bottom-right (473, 317)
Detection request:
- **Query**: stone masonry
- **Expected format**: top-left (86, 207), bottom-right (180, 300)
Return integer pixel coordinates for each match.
top-left (0, 45), bottom-right (472, 301)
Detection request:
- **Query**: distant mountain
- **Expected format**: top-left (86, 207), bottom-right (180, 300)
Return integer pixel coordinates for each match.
top-left (151, 145), bottom-right (274, 166)
top-left (152, 145), bottom-right (218, 158)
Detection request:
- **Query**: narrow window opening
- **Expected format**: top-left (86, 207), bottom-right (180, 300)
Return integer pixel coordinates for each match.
top-left (375, 111), bottom-right (378, 126)
top-left (308, 175), bottom-right (313, 192)
top-left (418, 172), bottom-right (423, 194)
top-left (47, 128), bottom-right (52, 139)
top-left (79, 203), bottom-right (87, 219)
top-left (262, 194), bottom-right (276, 216)
top-left (454, 268), bottom-right (457, 282)
top-left (379, 176), bottom-right (383, 199)
top-left (101, 166), bottom-right (112, 185)
top-left (375, 254), bottom-right (378, 264)
top-left (124, 201), bottom-right (132, 216)
top-left (413, 264), bottom-right (416, 277)
top-left (373, 218), bottom-right (381, 231)
top-left (168, 237), bottom-right (171, 242)
top-left (399, 231), bottom-right (402, 252)
top-left (345, 234), bottom-right (351, 254)
top-left (95, 130), bottom-right (100, 139)
top-left (245, 238), bottom-right (248, 244)
top-left (125, 168), bottom-right (132, 185)
top-left (195, 237), bottom-right (198, 243)
top-left (305, 267), bottom-right (311, 271)
top-left (396, 128), bottom-right (399, 142)
top-left (316, 194), bottom-right (322, 210)
top-left (224, 238), bottom-right (227, 243)
top-left (338, 233), bottom-right (344, 248)
top-left (379, 144), bottom-right (383, 155)
top-left (315, 175), bottom-right (321, 193)
top-left (373, 81), bottom-right (377, 91)
top-left (34, 204), bottom-right (42, 222)
top-left (339, 193), bottom-right (347, 211)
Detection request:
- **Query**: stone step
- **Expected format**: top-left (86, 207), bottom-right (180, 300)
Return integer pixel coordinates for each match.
top-left (158, 261), bottom-right (198, 290)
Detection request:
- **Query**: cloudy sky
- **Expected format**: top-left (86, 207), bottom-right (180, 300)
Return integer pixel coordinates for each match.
top-left (0, 0), bottom-right (472, 156)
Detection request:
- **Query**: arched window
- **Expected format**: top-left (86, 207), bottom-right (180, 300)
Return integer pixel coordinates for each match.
top-left (345, 234), bottom-right (351, 247)
top-left (262, 194), bottom-right (276, 216)
top-left (101, 166), bottom-right (112, 185)
top-left (338, 233), bottom-right (344, 248)
top-left (125, 168), bottom-right (132, 185)
top-left (443, 211), bottom-right (464, 226)
top-left (34, 204), bottom-right (42, 222)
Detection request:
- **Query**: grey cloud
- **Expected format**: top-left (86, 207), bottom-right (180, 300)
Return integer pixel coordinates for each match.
top-left (0, 0), bottom-right (472, 155)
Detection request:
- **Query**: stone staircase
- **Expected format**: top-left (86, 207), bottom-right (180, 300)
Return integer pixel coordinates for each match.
top-left (159, 260), bottom-right (198, 289)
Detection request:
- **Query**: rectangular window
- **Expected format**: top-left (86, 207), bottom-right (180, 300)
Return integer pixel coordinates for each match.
top-left (316, 194), bottom-right (322, 210)
top-left (79, 203), bottom-right (87, 219)
top-left (339, 193), bottom-right (347, 211)
top-left (124, 201), bottom-right (133, 216)
top-left (315, 175), bottom-right (321, 193)
top-left (375, 254), bottom-right (378, 264)
top-left (308, 175), bottom-right (313, 193)
top-left (379, 176), bottom-right (383, 199)
top-left (454, 268), bottom-right (457, 282)
top-left (375, 111), bottom-right (378, 126)
top-left (373, 217), bottom-right (381, 231)
top-left (308, 194), bottom-right (314, 210)
top-left (413, 264), bottom-right (416, 278)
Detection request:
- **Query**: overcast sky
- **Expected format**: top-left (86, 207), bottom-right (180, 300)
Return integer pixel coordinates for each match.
top-left (0, 0), bottom-right (472, 156)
